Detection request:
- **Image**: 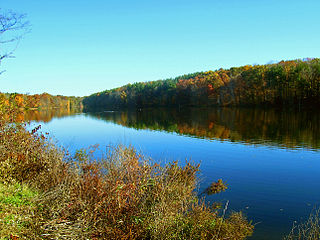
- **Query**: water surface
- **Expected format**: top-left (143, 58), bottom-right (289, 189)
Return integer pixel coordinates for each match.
top-left (25, 107), bottom-right (320, 240)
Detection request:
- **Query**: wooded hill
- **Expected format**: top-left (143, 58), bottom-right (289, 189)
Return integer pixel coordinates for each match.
top-left (83, 58), bottom-right (320, 110)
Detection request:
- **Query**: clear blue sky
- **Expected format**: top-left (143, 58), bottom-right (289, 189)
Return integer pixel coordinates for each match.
top-left (1, 0), bottom-right (320, 96)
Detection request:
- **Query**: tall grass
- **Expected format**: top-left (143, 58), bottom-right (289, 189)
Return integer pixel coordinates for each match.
top-left (0, 102), bottom-right (253, 239)
top-left (284, 209), bottom-right (320, 240)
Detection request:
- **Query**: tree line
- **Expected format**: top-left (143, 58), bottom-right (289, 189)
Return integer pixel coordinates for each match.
top-left (83, 58), bottom-right (320, 110)
top-left (0, 92), bottom-right (83, 110)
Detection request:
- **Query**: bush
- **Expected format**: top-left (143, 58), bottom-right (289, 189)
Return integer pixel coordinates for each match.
top-left (0, 102), bottom-right (253, 239)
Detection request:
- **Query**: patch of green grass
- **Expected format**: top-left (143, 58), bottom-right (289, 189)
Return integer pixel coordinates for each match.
top-left (0, 182), bottom-right (40, 239)
top-left (0, 182), bottom-right (38, 207)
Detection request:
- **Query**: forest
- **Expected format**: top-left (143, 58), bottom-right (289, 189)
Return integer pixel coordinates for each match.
top-left (0, 92), bottom-right (83, 110)
top-left (83, 58), bottom-right (320, 110)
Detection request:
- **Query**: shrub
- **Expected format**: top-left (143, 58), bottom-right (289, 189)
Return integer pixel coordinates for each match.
top-left (36, 145), bottom-right (253, 239)
top-left (0, 102), bottom-right (253, 239)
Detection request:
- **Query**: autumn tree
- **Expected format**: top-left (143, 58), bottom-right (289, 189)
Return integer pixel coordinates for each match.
top-left (83, 58), bottom-right (320, 110)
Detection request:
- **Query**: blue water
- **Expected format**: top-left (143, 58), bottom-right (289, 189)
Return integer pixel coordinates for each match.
top-left (27, 108), bottom-right (320, 240)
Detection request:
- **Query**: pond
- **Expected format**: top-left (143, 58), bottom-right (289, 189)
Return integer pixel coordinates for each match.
top-left (24, 107), bottom-right (320, 240)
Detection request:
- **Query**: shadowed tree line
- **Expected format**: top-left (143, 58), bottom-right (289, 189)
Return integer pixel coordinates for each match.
top-left (83, 58), bottom-right (320, 110)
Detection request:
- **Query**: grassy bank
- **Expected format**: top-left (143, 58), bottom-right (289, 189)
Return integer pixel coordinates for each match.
top-left (0, 105), bottom-right (255, 239)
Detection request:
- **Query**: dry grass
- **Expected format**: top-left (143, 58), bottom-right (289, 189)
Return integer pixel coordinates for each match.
top-left (0, 102), bottom-right (254, 240)
top-left (284, 209), bottom-right (320, 240)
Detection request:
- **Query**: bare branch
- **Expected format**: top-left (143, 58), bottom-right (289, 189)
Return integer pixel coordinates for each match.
top-left (0, 8), bottom-right (30, 74)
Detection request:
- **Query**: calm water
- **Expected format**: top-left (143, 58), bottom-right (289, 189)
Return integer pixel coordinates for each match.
top-left (24, 107), bottom-right (320, 240)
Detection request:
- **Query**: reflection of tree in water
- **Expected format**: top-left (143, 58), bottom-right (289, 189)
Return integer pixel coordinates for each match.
top-left (88, 108), bottom-right (320, 151)
top-left (23, 108), bottom-right (80, 123)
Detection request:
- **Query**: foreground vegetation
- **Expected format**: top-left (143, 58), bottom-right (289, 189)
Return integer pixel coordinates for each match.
top-left (83, 58), bottom-right (320, 110)
top-left (0, 183), bottom-right (39, 239)
top-left (0, 103), bottom-right (253, 239)
top-left (285, 209), bottom-right (320, 240)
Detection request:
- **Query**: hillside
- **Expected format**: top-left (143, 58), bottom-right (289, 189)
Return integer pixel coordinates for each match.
top-left (83, 58), bottom-right (320, 110)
